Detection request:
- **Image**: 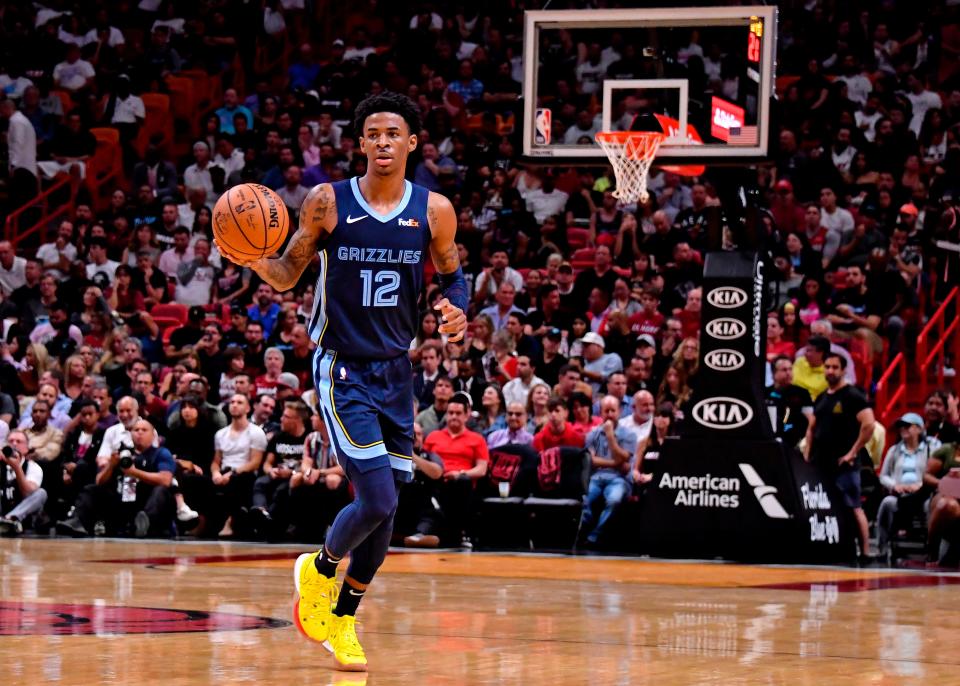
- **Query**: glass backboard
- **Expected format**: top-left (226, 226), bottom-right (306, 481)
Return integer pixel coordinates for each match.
top-left (522, 6), bottom-right (777, 164)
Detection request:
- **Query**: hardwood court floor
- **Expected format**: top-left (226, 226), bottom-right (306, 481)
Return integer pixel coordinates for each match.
top-left (2, 538), bottom-right (960, 685)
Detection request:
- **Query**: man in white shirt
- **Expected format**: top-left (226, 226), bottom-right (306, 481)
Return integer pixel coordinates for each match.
top-left (830, 127), bottom-right (857, 178)
top-left (183, 141), bottom-right (219, 199)
top-left (819, 186), bottom-right (854, 239)
top-left (0, 96), bottom-right (38, 202)
top-left (97, 397), bottom-right (157, 463)
top-left (562, 110), bottom-right (601, 145)
top-left (502, 356), bottom-right (546, 407)
top-left (618, 390), bottom-right (655, 446)
top-left (213, 134), bottom-right (245, 178)
top-left (276, 165), bottom-right (309, 221)
top-left (36, 220), bottom-right (77, 279)
top-left (84, 237), bottom-right (119, 285)
top-left (581, 332), bottom-right (623, 395)
top-left (173, 239), bottom-right (215, 306)
top-left (521, 173), bottom-right (569, 223)
top-left (177, 187), bottom-right (209, 230)
top-left (903, 72), bottom-right (942, 136)
top-left (837, 55), bottom-right (873, 107)
top-left (52, 44), bottom-right (96, 93)
top-left (0, 241), bottom-right (27, 297)
top-left (159, 227), bottom-right (194, 278)
top-left (473, 250), bottom-right (524, 306)
top-left (855, 94), bottom-right (883, 143)
top-left (212, 394), bottom-right (267, 537)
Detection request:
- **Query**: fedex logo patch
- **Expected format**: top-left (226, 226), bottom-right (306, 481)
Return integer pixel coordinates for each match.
top-left (398, 218), bottom-right (420, 227)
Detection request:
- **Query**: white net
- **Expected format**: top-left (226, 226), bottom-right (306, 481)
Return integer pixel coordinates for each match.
top-left (595, 131), bottom-right (664, 205)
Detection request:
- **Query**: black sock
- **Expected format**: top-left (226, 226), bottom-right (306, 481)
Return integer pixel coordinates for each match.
top-left (333, 578), bottom-right (366, 617)
top-left (313, 545), bottom-right (341, 578)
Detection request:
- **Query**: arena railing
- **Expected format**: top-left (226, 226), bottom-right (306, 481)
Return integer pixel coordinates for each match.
top-left (917, 286), bottom-right (959, 401)
top-left (874, 352), bottom-right (907, 428)
top-left (4, 175), bottom-right (78, 249)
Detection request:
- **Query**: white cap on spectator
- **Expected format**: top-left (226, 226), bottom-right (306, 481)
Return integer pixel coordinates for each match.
top-left (277, 372), bottom-right (300, 390)
top-left (581, 332), bottom-right (605, 350)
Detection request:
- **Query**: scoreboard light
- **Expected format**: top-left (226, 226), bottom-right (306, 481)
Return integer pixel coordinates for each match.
top-left (747, 19), bottom-right (763, 63)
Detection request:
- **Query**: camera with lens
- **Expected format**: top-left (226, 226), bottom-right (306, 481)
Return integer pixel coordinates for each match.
top-left (118, 444), bottom-right (135, 470)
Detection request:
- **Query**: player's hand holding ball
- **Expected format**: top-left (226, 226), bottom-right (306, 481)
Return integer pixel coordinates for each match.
top-left (213, 183), bottom-right (290, 267)
top-left (434, 297), bottom-right (467, 342)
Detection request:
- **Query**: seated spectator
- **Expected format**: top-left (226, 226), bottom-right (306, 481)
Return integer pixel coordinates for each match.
top-left (766, 313), bottom-right (797, 361)
top-left (23, 399), bottom-right (64, 465)
top-left (248, 283), bottom-right (281, 339)
top-left (480, 281), bottom-right (523, 331)
top-left (580, 332), bottom-right (623, 396)
top-left (467, 384), bottom-right (506, 438)
top-left (57, 418), bottom-right (174, 538)
top-left (619, 390), bottom-right (655, 445)
top-left (254, 347), bottom-right (286, 398)
top-left (133, 146), bottom-right (179, 202)
top-left (57, 399), bottom-right (104, 518)
top-left (766, 355), bottom-right (814, 448)
top-left (569, 391), bottom-right (602, 436)
top-left (533, 327), bottom-right (568, 388)
top-left (486, 402), bottom-right (534, 449)
top-left (793, 333), bottom-right (831, 400)
top-left (413, 342), bottom-right (443, 412)
top-left (877, 413), bottom-right (941, 556)
top-left (416, 376), bottom-right (453, 437)
top-left (452, 355), bottom-right (487, 410)
top-left (422, 396), bottom-right (489, 548)
top-left (533, 396), bottom-right (585, 451)
top-left (289, 411), bottom-right (349, 542)
top-left (526, 382), bottom-right (552, 434)
top-left (923, 391), bottom-right (960, 444)
top-left (36, 221), bottom-right (77, 280)
top-left (399, 421), bottom-right (445, 548)
top-left (211, 394), bottom-right (267, 538)
top-left (579, 395), bottom-right (639, 548)
top-left (632, 403), bottom-right (677, 486)
top-left (502, 355), bottom-right (545, 407)
top-left (165, 306), bottom-right (206, 363)
top-left (553, 364), bottom-right (593, 403)
top-left (174, 239), bottom-right (215, 307)
top-left (52, 44), bottom-right (95, 94)
top-left (249, 400), bottom-right (310, 538)
top-left (158, 227), bottom-right (194, 279)
top-left (19, 382), bottom-right (72, 432)
top-left (0, 429), bottom-right (47, 536)
top-left (473, 250), bottom-right (524, 307)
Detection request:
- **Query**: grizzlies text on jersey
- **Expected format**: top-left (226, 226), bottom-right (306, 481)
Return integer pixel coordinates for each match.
top-left (308, 177), bottom-right (431, 360)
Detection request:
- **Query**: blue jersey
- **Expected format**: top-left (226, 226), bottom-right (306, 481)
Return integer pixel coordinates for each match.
top-left (308, 177), bottom-right (431, 360)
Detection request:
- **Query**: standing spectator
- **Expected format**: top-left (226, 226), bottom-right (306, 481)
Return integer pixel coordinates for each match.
top-left (579, 395), bottom-right (638, 548)
top-left (422, 396), bottom-right (489, 548)
top-left (1, 96), bottom-right (38, 206)
top-left (804, 354), bottom-right (875, 559)
top-left (486, 402), bottom-right (533, 449)
top-left (212, 394), bottom-right (267, 538)
top-left (0, 430), bottom-right (47, 536)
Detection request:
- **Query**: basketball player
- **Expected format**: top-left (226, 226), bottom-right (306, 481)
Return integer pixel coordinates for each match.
top-left (214, 92), bottom-right (468, 671)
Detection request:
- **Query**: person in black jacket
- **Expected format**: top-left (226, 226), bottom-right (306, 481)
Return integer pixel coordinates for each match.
top-left (57, 398), bottom-right (106, 519)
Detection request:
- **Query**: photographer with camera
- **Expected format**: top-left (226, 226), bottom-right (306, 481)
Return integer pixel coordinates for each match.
top-left (56, 418), bottom-right (174, 537)
top-left (0, 430), bottom-right (47, 536)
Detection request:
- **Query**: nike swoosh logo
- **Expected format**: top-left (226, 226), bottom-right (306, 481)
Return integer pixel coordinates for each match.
top-left (348, 589), bottom-right (365, 596)
top-left (346, 214), bottom-right (368, 224)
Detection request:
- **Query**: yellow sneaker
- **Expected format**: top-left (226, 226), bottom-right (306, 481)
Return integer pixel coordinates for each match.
top-left (293, 552), bottom-right (339, 643)
top-left (324, 614), bottom-right (368, 672)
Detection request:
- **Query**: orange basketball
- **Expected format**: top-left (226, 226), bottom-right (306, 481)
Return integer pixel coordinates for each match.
top-left (213, 183), bottom-right (290, 261)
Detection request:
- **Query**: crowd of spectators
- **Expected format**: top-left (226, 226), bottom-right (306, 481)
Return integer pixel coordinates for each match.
top-left (0, 1), bottom-right (958, 561)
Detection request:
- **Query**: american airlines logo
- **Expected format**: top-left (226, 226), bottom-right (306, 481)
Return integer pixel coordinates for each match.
top-left (707, 287), bottom-right (747, 309)
top-left (705, 318), bottom-right (746, 340)
top-left (738, 463), bottom-right (790, 519)
top-left (398, 218), bottom-right (420, 227)
top-left (692, 397), bottom-right (753, 430)
top-left (703, 349), bottom-right (745, 372)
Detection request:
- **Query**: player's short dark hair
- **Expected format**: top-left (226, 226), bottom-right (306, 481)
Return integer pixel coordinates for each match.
top-left (353, 91), bottom-right (421, 138)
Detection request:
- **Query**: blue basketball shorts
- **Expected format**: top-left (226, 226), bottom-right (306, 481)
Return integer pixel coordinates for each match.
top-left (312, 348), bottom-right (414, 482)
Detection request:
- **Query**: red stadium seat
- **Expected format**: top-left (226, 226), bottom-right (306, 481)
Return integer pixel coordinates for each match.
top-left (567, 228), bottom-right (591, 250)
top-left (151, 303), bottom-right (188, 332)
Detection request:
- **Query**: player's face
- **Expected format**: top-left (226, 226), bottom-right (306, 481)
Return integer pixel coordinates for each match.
top-left (359, 112), bottom-right (417, 177)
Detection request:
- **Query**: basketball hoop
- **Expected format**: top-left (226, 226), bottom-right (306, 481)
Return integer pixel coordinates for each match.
top-left (595, 131), bottom-right (664, 205)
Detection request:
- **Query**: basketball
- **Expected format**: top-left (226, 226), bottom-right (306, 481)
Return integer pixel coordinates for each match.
top-left (213, 183), bottom-right (290, 261)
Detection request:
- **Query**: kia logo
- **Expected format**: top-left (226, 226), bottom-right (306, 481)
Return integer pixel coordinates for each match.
top-left (704, 349), bottom-right (745, 371)
top-left (707, 287), bottom-right (748, 309)
top-left (705, 318), bottom-right (746, 340)
top-left (692, 397), bottom-right (754, 430)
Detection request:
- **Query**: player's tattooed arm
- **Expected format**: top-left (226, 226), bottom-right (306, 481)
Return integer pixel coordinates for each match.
top-left (251, 184), bottom-right (335, 292)
top-left (428, 192), bottom-right (468, 342)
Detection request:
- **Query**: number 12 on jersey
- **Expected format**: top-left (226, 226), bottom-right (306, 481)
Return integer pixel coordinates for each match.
top-left (360, 269), bottom-right (400, 307)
